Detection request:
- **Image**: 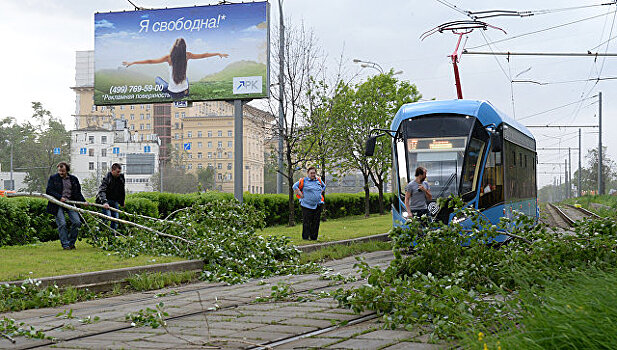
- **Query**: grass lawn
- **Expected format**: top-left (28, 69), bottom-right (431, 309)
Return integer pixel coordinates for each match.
top-left (0, 240), bottom-right (183, 282)
top-left (259, 213), bottom-right (392, 245)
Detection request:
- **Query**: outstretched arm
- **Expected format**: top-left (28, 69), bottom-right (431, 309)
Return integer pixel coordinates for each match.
top-left (187, 52), bottom-right (229, 60)
top-left (123, 55), bottom-right (170, 67)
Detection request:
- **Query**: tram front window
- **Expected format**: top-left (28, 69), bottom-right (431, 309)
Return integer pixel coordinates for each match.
top-left (403, 137), bottom-right (466, 200)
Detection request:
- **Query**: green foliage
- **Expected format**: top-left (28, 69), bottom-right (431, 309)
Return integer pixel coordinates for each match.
top-left (333, 202), bottom-right (617, 340)
top-left (462, 269), bottom-right (617, 350)
top-left (0, 279), bottom-right (95, 313)
top-left (84, 199), bottom-right (321, 284)
top-left (126, 271), bottom-right (197, 291)
top-left (126, 302), bottom-right (168, 328)
top-left (0, 317), bottom-right (53, 343)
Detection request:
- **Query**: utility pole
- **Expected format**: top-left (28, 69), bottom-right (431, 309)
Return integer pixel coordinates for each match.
top-left (568, 148), bottom-right (572, 198)
top-left (277, 0), bottom-right (284, 194)
top-left (578, 128), bottom-right (582, 197)
top-left (598, 91), bottom-right (603, 195)
top-left (564, 159), bottom-right (568, 199)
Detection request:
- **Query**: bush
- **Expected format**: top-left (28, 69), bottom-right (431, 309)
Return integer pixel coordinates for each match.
top-left (0, 191), bottom-right (395, 247)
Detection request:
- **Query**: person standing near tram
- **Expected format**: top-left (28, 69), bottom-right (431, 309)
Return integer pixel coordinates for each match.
top-left (293, 166), bottom-right (326, 241)
top-left (405, 167), bottom-right (432, 218)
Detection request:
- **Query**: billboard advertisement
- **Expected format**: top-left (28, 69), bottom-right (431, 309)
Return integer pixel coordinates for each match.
top-left (94, 2), bottom-right (269, 105)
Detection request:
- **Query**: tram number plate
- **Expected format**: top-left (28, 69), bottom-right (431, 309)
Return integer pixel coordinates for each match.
top-left (428, 201), bottom-right (440, 216)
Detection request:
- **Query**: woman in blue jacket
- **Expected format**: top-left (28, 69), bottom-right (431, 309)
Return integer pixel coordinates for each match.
top-left (293, 166), bottom-right (326, 240)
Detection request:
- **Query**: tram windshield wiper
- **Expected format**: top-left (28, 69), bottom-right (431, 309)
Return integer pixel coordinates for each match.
top-left (437, 172), bottom-right (457, 198)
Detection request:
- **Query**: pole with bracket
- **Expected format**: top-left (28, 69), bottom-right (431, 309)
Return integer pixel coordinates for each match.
top-left (234, 99), bottom-right (245, 203)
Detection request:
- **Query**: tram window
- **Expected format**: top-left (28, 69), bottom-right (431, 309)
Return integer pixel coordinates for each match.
top-left (479, 147), bottom-right (504, 210)
top-left (512, 151), bottom-right (516, 166)
top-left (525, 155), bottom-right (527, 168)
top-left (460, 138), bottom-right (486, 195)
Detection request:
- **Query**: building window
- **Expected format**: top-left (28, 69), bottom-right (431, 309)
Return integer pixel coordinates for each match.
top-left (140, 114), bottom-right (144, 120)
top-left (130, 105), bottom-right (135, 110)
top-left (208, 163), bottom-right (212, 168)
top-left (89, 148), bottom-right (94, 157)
top-left (175, 112), bottom-right (179, 119)
top-left (217, 163), bottom-right (222, 169)
top-left (146, 124), bottom-right (150, 130)
top-left (188, 153), bottom-right (192, 159)
top-left (175, 133), bottom-right (180, 139)
top-left (140, 124), bottom-right (144, 130)
top-left (217, 151), bottom-right (222, 158)
top-left (120, 105), bottom-right (124, 110)
top-left (101, 136), bottom-right (107, 144)
top-left (181, 112), bottom-right (186, 118)
top-left (146, 105), bottom-right (150, 110)
top-left (130, 114), bottom-right (135, 120)
top-left (227, 163), bottom-right (232, 170)
top-left (218, 130), bottom-right (222, 137)
top-left (208, 141), bottom-right (212, 148)
top-left (175, 122), bottom-right (180, 129)
top-left (227, 174), bottom-right (232, 181)
top-left (140, 105), bottom-right (144, 109)
top-left (197, 142), bottom-right (202, 148)
top-left (217, 141), bottom-right (223, 148)
top-left (89, 162), bottom-right (94, 170)
top-left (227, 141), bottom-right (232, 147)
top-left (146, 114), bottom-right (150, 120)
top-left (197, 152), bottom-right (203, 159)
top-left (228, 151), bottom-right (233, 158)
top-left (187, 131), bottom-right (192, 138)
top-left (198, 163), bottom-right (203, 169)
top-left (208, 131), bottom-right (212, 137)
top-left (175, 144), bottom-right (179, 149)
top-left (207, 152), bottom-right (212, 158)
top-left (101, 149), bottom-right (107, 157)
top-left (101, 106), bottom-right (106, 111)
top-left (198, 131), bottom-right (202, 137)
top-left (187, 164), bottom-right (192, 170)
top-left (228, 130), bottom-right (232, 137)
top-left (88, 136), bottom-right (95, 144)
top-left (218, 173), bottom-right (222, 180)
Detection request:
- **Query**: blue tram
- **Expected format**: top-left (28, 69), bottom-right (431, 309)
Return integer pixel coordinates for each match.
top-left (372, 99), bottom-right (538, 242)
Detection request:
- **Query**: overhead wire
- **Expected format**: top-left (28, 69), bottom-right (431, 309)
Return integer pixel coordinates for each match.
top-left (518, 96), bottom-right (597, 121)
top-left (433, 0), bottom-right (470, 17)
top-left (467, 10), bottom-right (617, 50)
top-left (469, 2), bottom-right (617, 19)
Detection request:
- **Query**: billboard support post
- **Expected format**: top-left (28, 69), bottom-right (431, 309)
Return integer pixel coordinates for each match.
top-left (234, 99), bottom-right (245, 203)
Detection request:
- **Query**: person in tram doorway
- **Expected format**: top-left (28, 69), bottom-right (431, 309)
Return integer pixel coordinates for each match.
top-left (46, 162), bottom-right (87, 250)
top-left (405, 167), bottom-right (432, 219)
top-left (293, 166), bottom-right (326, 240)
top-left (96, 163), bottom-right (126, 231)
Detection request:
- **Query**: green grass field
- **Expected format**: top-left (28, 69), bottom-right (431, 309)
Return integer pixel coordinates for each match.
top-left (0, 241), bottom-right (183, 282)
top-left (0, 213), bottom-right (392, 281)
top-left (259, 213), bottom-right (392, 245)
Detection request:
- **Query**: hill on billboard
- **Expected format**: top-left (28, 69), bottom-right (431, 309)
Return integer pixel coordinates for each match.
top-left (94, 2), bottom-right (269, 105)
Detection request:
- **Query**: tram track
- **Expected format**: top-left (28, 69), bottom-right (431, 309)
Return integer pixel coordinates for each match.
top-left (12, 251), bottom-right (394, 350)
top-left (543, 203), bottom-right (599, 230)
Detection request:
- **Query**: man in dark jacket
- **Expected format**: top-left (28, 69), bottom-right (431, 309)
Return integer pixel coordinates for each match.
top-left (46, 162), bottom-right (87, 250)
top-left (96, 163), bottom-right (125, 230)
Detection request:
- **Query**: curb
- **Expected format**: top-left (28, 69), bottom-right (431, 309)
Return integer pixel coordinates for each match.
top-left (2, 233), bottom-right (391, 292)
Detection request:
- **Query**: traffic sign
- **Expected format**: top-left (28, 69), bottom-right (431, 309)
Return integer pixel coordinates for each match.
top-left (183, 142), bottom-right (191, 151)
top-left (53, 147), bottom-right (61, 155)
top-left (113, 147), bottom-right (120, 154)
top-left (144, 145), bottom-right (151, 153)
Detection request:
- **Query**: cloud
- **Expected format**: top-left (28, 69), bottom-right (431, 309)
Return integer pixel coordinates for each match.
top-left (94, 19), bottom-right (115, 29)
top-left (242, 21), bottom-right (267, 33)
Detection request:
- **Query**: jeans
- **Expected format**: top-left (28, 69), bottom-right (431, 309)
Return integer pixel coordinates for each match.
top-left (301, 204), bottom-right (323, 240)
top-left (102, 200), bottom-right (120, 230)
top-left (56, 207), bottom-right (81, 248)
top-left (155, 77), bottom-right (189, 100)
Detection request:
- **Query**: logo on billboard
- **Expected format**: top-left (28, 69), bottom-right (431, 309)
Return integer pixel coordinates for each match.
top-left (428, 201), bottom-right (440, 216)
top-left (233, 76), bottom-right (263, 94)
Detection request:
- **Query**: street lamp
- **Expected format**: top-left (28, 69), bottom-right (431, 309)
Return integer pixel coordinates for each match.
top-left (4, 140), bottom-right (13, 190)
top-left (353, 58), bottom-right (403, 76)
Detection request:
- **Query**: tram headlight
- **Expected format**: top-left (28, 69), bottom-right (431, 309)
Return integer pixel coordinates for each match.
top-left (402, 211), bottom-right (409, 218)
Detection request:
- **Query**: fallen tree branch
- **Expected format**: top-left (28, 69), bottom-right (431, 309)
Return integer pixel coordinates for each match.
top-left (7, 192), bottom-right (194, 245)
top-left (66, 200), bottom-right (170, 224)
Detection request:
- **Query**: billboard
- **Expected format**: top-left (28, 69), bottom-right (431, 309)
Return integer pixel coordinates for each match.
top-left (94, 2), bottom-right (269, 105)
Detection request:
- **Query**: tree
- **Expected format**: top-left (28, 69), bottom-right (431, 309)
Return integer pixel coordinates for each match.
top-left (331, 72), bottom-right (421, 216)
top-left (150, 165), bottom-right (199, 193)
top-left (577, 146), bottom-right (616, 194)
top-left (269, 21), bottom-right (325, 226)
top-left (81, 173), bottom-right (100, 198)
top-left (197, 167), bottom-right (216, 191)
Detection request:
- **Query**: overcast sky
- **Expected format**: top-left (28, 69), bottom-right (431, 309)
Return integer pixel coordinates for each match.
top-left (2, 0), bottom-right (616, 188)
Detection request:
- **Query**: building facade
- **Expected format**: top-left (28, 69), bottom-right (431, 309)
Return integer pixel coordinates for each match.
top-left (70, 125), bottom-right (159, 193)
